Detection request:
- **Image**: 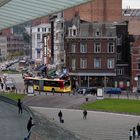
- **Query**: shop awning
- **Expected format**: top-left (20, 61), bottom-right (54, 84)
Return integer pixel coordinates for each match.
top-left (0, 0), bottom-right (92, 30)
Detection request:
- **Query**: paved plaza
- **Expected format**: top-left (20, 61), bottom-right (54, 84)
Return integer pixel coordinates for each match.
top-left (32, 107), bottom-right (140, 140)
top-left (0, 101), bottom-right (30, 140)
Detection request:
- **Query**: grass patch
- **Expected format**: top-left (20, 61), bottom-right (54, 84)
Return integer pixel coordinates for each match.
top-left (1, 70), bottom-right (20, 74)
top-left (81, 98), bottom-right (140, 115)
top-left (1, 93), bottom-right (26, 101)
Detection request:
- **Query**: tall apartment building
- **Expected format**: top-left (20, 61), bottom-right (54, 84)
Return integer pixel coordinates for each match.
top-left (0, 34), bottom-right (24, 60)
top-left (0, 36), bottom-right (7, 61)
top-left (53, 12), bottom-right (65, 72)
top-left (31, 23), bottom-right (51, 66)
top-left (64, 0), bottom-right (122, 22)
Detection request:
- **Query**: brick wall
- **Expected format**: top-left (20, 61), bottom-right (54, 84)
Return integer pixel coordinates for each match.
top-left (64, 0), bottom-right (122, 22)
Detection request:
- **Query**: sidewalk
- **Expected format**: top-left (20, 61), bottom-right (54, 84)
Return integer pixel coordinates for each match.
top-left (31, 107), bottom-right (140, 140)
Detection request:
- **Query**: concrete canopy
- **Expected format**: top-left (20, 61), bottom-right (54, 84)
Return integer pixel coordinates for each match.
top-left (0, 0), bottom-right (92, 30)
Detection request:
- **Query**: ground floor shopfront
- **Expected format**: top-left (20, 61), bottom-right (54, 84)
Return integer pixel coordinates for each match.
top-left (70, 73), bottom-right (130, 90)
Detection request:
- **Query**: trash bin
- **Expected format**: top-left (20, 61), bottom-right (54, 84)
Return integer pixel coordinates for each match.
top-left (85, 97), bottom-right (88, 102)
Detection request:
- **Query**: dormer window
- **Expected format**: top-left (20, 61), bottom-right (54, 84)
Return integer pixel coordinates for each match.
top-left (68, 25), bottom-right (77, 36)
top-left (95, 30), bottom-right (101, 37)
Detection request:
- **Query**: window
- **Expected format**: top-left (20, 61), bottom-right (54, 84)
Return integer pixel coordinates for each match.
top-left (80, 58), bottom-right (87, 69)
top-left (37, 50), bottom-right (41, 58)
top-left (95, 31), bottom-right (101, 36)
top-left (68, 28), bottom-right (72, 36)
top-left (71, 43), bottom-right (76, 53)
top-left (94, 58), bottom-right (101, 68)
top-left (73, 29), bottom-right (76, 36)
top-left (72, 59), bottom-right (76, 70)
top-left (138, 63), bottom-right (140, 70)
top-left (107, 58), bottom-right (115, 69)
top-left (37, 28), bottom-right (40, 32)
top-left (108, 42), bottom-right (115, 53)
top-left (42, 28), bottom-right (46, 32)
top-left (94, 43), bottom-right (101, 53)
top-left (117, 37), bottom-right (121, 45)
top-left (80, 43), bottom-right (87, 53)
top-left (37, 34), bottom-right (40, 39)
top-left (117, 52), bottom-right (121, 60)
top-left (117, 68), bottom-right (124, 75)
top-left (68, 26), bottom-right (77, 36)
top-left (61, 23), bottom-right (63, 28)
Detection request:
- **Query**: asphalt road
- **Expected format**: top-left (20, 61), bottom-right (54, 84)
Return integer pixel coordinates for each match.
top-left (0, 101), bottom-right (30, 140)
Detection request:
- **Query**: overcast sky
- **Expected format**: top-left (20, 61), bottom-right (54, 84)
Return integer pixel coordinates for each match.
top-left (123, 0), bottom-right (140, 9)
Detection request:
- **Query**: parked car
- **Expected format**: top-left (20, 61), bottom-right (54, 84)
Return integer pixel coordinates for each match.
top-left (5, 80), bottom-right (16, 90)
top-left (104, 87), bottom-right (122, 94)
top-left (77, 87), bottom-right (97, 95)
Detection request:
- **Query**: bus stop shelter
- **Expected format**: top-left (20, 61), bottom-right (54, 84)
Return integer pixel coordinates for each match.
top-left (0, 0), bottom-right (92, 30)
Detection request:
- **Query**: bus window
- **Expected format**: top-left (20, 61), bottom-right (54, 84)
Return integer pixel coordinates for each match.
top-left (64, 81), bottom-right (70, 86)
top-left (33, 80), bottom-right (39, 85)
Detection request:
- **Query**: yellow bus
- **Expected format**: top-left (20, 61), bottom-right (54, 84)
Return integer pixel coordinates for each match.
top-left (24, 77), bottom-right (71, 93)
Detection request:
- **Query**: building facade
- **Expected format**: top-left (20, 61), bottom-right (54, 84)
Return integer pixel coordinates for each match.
top-left (131, 36), bottom-right (140, 91)
top-left (64, 0), bottom-right (122, 22)
top-left (53, 12), bottom-right (65, 72)
top-left (65, 17), bottom-right (131, 89)
top-left (0, 34), bottom-right (24, 60)
top-left (31, 23), bottom-right (51, 66)
top-left (0, 36), bottom-right (7, 61)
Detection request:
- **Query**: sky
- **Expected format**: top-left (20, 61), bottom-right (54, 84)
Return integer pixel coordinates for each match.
top-left (122, 0), bottom-right (140, 9)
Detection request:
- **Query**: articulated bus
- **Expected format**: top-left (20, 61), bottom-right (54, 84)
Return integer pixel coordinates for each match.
top-left (24, 77), bottom-right (71, 93)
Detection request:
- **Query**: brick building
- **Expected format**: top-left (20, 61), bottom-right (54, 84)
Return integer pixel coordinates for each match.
top-left (65, 16), bottom-right (131, 89)
top-left (123, 9), bottom-right (140, 35)
top-left (131, 36), bottom-right (140, 91)
top-left (64, 0), bottom-right (122, 22)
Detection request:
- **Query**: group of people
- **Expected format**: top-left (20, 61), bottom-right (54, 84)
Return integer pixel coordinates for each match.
top-left (129, 123), bottom-right (140, 140)
top-left (17, 99), bottom-right (35, 140)
top-left (58, 109), bottom-right (88, 123)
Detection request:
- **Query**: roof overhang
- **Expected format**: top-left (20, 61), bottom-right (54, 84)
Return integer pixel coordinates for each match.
top-left (0, 0), bottom-right (92, 31)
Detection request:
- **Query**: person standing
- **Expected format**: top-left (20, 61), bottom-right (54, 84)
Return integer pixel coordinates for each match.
top-left (83, 110), bottom-right (87, 119)
top-left (27, 117), bottom-right (35, 132)
top-left (1, 82), bottom-right (4, 90)
top-left (129, 129), bottom-right (133, 140)
top-left (17, 99), bottom-right (22, 114)
top-left (58, 110), bottom-right (63, 123)
top-left (136, 123), bottom-right (140, 138)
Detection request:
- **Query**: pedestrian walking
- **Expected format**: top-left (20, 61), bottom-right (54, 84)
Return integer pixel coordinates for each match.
top-left (136, 123), bottom-right (140, 138)
top-left (1, 82), bottom-right (4, 90)
top-left (83, 109), bottom-right (87, 119)
top-left (58, 110), bottom-right (63, 123)
top-left (133, 127), bottom-right (136, 140)
top-left (129, 129), bottom-right (133, 140)
top-left (27, 117), bottom-right (35, 132)
top-left (24, 131), bottom-right (31, 140)
top-left (17, 99), bottom-right (22, 114)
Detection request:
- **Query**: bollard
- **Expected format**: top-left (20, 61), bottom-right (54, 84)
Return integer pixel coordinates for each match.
top-left (85, 97), bottom-right (88, 102)
top-left (118, 94), bottom-right (120, 99)
top-left (127, 93), bottom-right (129, 99)
top-left (135, 93), bottom-right (138, 100)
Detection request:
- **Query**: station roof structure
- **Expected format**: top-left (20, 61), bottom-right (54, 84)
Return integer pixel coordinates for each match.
top-left (0, 0), bottom-right (92, 31)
